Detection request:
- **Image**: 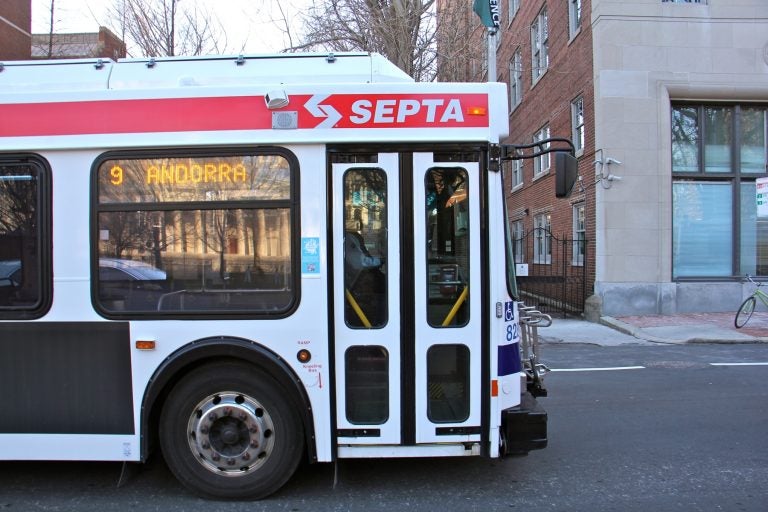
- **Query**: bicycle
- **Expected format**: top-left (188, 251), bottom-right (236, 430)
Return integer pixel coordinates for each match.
top-left (734, 275), bottom-right (768, 328)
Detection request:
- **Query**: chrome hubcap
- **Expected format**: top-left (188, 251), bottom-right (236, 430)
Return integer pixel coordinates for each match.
top-left (187, 392), bottom-right (274, 476)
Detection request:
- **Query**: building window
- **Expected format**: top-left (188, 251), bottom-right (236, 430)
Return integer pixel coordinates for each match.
top-left (568, 0), bottom-right (582, 39)
top-left (530, 7), bottom-right (548, 82)
top-left (533, 213), bottom-right (551, 264)
top-left (509, 48), bottom-right (523, 109)
top-left (533, 124), bottom-right (551, 177)
top-left (508, 0), bottom-right (520, 23)
top-left (572, 96), bottom-right (585, 154)
top-left (511, 159), bottom-right (523, 190)
top-left (671, 104), bottom-right (768, 278)
top-left (572, 204), bottom-right (585, 266)
top-left (512, 219), bottom-right (525, 263)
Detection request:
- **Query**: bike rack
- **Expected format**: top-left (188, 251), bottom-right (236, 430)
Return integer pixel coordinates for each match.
top-left (518, 303), bottom-right (552, 398)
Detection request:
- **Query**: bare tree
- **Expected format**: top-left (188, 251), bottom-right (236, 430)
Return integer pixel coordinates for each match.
top-left (105, 0), bottom-right (228, 57)
top-left (292, 0), bottom-right (436, 81)
top-left (289, 0), bottom-right (482, 82)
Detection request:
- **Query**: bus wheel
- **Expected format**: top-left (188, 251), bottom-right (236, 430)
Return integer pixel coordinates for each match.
top-left (159, 361), bottom-right (304, 500)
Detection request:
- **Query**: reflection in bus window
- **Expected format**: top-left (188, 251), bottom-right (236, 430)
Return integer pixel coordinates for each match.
top-left (425, 168), bottom-right (469, 327)
top-left (345, 345), bottom-right (389, 424)
top-left (427, 344), bottom-right (470, 423)
top-left (343, 169), bottom-right (387, 328)
top-left (0, 164), bottom-right (44, 313)
top-left (94, 151), bottom-right (296, 316)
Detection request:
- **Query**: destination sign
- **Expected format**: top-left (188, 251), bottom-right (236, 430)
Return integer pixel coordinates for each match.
top-left (97, 154), bottom-right (291, 204)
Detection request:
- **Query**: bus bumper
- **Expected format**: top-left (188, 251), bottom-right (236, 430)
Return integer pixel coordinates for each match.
top-left (500, 392), bottom-right (547, 456)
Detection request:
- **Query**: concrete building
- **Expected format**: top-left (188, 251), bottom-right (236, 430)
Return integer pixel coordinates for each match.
top-left (31, 27), bottom-right (126, 60)
top-left (0, 0), bottom-right (31, 60)
top-left (471, 0), bottom-right (768, 317)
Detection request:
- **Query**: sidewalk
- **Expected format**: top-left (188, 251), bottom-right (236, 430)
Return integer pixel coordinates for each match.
top-left (538, 312), bottom-right (768, 346)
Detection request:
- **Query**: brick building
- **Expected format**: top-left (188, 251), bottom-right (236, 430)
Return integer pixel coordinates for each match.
top-left (452, 0), bottom-right (768, 317)
top-left (0, 0), bottom-right (31, 60)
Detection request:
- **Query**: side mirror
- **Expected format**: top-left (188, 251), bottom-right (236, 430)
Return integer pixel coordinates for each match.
top-left (555, 152), bottom-right (578, 198)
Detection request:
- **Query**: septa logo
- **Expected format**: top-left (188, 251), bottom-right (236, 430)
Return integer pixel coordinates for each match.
top-left (302, 93), bottom-right (489, 129)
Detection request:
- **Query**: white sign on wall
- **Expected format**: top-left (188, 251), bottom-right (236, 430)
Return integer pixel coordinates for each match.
top-left (757, 177), bottom-right (768, 218)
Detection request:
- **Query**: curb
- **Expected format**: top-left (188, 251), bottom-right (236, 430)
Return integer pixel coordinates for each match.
top-left (599, 316), bottom-right (768, 345)
top-left (599, 316), bottom-right (680, 344)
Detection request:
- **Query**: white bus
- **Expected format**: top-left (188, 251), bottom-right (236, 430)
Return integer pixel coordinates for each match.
top-left (0, 52), bottom-right (556, 499)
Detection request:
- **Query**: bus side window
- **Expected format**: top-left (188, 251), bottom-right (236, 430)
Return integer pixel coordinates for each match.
top-left (425, 168), bottom-right (469, 328)
top-left (0, 162), bottom-right (47, 315)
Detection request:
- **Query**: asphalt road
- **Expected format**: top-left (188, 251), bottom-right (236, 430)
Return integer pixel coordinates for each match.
top-left (1, 342), bottom-right (766, 511)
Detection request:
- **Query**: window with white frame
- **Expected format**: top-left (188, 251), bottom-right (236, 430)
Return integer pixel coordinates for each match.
top-left (531, 7), bottom-right (548, 82)
top-left (512, 219), bottom-right (525, 263)
top-left (511, 158), bottom-right (523, 190)
top-left (571, 96), bottom-right (585, 154)
top-left (568, 0), bottom-right (582, 39)
top-left (509, 48), bottom-right (523, 109)
top-left (533, 213), bottom-right (551, 264)
top-left (533, 125), bottom-right (551, 177)
top-left (508, 0), bottom-right (520, 23)
top-left (572, 203), bottom-right (585, 266)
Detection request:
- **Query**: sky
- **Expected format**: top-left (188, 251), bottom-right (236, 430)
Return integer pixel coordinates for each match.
top-left (30, 0), bottom-right (308, 55)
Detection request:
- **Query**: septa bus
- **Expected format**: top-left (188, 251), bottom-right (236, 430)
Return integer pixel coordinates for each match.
top-left (0, 52), bottom-right (556, 499)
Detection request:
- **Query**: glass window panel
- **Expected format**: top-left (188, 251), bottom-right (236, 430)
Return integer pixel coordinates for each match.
top-left (672, 182), bottom-right (732, 277)
top-left (573, 204), bottom-right (586, 266)
top-left (704, 107), bottom-right (732, 173)
top-left (0, 166), bottom-right (43, 310)
top-left (740, 183), bottom-right (768, 276)
top-left (343, 169), bottom-right (388, 328)
top-left (427, 344), bottom-right (470, 423)
top-left (672, 106), bottom-right (699, 172)
top-left (533, 213), bottom-right (551, 264)
top-left (345, 346), bottom-right (388, 424)
top-left (98, 154), bottom-right (291, 204)
top-left (426, 168), bottom-right (469, 328)
top-left (741, 108), bottom-right (766, 174)
top-left (96, 208), bottom-right (293, 313)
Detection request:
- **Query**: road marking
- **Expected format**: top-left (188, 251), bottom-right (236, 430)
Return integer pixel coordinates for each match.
top-left (550, 366), bottom-right (645, 372)
top-left (709, 362), bottom-right (768, 366)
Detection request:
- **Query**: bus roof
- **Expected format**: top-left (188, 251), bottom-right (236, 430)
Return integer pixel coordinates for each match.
top-left (0, 52), bottom-right (509, 149)
top-left (0, 52), bottom-right (413, 92)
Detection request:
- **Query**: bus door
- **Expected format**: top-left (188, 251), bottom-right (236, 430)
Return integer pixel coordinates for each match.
top-left (332, 153), bottom-right (401, 445)
top-left (332, 151), bottom-right (481, 448)
top-left (412, 153), bottom-right (482, 445)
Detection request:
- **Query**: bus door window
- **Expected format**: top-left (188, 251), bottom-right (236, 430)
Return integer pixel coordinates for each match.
top-left (425, 168), bottom-right (469, 327)
top-left (342, 169), bottom-right (387, 328)
top-left (427, 344), bottom-right (470, 423)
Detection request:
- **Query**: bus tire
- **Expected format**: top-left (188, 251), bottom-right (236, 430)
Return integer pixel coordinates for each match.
top-left (159, 361), bottom-right (304, 500)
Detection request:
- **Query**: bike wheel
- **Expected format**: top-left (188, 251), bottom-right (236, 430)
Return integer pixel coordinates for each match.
top-left (735, 296), bottom-right (756, 328)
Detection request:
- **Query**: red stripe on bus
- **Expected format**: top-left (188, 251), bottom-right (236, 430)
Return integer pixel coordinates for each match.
top-left (0, 93), bottom-right (490, 137)
top-left (0, 96), bottom-right (271, 137)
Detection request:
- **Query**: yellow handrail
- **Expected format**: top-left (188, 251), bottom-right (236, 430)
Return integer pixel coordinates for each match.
top-left (442, 286), bottom-right (468, 326)
top-left (345, 288), bottom-right (372, 328)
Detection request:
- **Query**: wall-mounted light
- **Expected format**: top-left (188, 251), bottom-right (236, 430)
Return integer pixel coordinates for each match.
top-left (265, 90), bottom-right (289, 110)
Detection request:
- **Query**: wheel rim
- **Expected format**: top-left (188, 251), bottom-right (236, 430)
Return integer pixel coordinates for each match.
top-left (187, 392), bottom-right (275, 476)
